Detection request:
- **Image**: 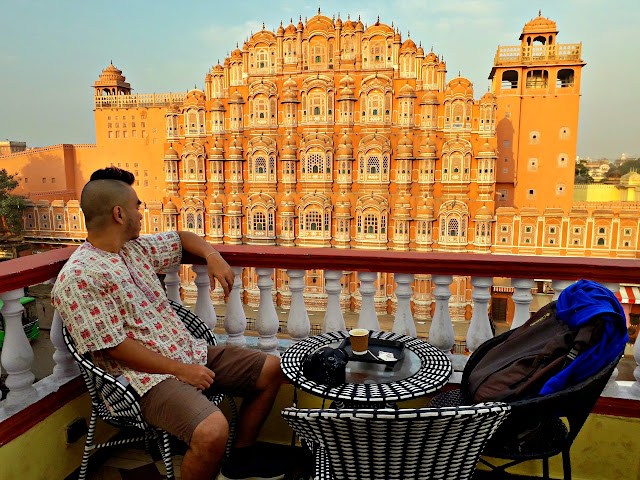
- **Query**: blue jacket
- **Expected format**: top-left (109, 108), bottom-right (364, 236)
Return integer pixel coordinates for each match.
top-left (539, 279), bottom-right (629, 395)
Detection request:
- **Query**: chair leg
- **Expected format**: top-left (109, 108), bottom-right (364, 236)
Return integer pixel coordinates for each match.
top-left (562, 448), bottom-right (572, 480)
top-left (156, 431), bottom-right (175, 480)
top-left (225, 396), bottom-right (238, 458)
top-left (542, 457), bottom-right (549, 480)
top-left (78, 411), bottom-right (98, 480)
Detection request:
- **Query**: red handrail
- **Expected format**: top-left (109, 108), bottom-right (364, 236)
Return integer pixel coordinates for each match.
top-left (1, 244), bottom-right (639, 294)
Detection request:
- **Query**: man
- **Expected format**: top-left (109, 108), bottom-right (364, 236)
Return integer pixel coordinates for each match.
top-left (52, 168), bottom-right (285, 480)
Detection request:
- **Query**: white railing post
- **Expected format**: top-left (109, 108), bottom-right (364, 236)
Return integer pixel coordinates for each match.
top-left (467, 276), bottom-right (494, 353)
top-left (255, 268), bottom-right (280, 356)
top-left (192, 264), bottom-right (217, 331)
top-left (602, 282), bottom-right (622, 396)
top-left (430, 275), bottom-right (455, 355)
top-left (224, 266), bottom-right (247, 347)
top-left (0, 288), bottom-right (36, 406)
top-left (164, 265), bottom-right (182, 304)
top-left (392, 273), bottom-right (416, 337)
top-left (357, 272), bottom-right (380, 330)
top-left (511, 278), bottom-right (534, 329)
top-left (51, 309), bottom-right (80, 381)
top-left (632, 334), bottom-right (640, 398)
top-left (323, 270), bottom-right (346, 332)
top-left (286, 270), bottom-right (310, 343)
top-left (552, 279), bottom-right (573, 301)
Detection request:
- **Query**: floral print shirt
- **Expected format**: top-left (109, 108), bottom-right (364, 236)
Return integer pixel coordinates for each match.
top-left (52, 231), bottom-right (208, 396)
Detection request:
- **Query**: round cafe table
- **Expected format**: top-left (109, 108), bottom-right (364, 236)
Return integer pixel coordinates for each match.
top-left (281, 330), bottom-right (452, 404)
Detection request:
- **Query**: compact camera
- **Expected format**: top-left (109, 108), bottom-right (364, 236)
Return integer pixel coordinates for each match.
top-left (302, 347), bottom-right (349, 387)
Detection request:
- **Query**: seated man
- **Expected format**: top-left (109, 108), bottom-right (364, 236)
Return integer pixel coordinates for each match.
top-left (52, 167), bottom-right (285, 480)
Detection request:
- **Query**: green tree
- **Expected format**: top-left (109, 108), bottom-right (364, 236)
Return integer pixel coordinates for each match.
top-left (0, 169), bottom-right (25, 236)
top-left (574, 162), bottom-right (594, 184)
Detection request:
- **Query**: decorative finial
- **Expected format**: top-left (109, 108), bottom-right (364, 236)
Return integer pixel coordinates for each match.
top-left (408, 30), bottom-right (410, 37)
top-left (348, 13), bottom-right (350, 20)
top-left (110, 59), bottom-right (113, 64)
top-left (318, 6), bottom-right (321, 14)
top-left (431, 45), bottom-right (433, 52)
top-left (377, 15), bottom-right (380, 22)
top-left (392, 21), bottom-right (394, 29)
top-left (458, 70), bottom-right (461, 77)
top-left (262, 22), bottom-right (265, 30)
top-left (539, 9), bottom-right (542, 16)
top-left (290, 17), bottom-right (293, 23)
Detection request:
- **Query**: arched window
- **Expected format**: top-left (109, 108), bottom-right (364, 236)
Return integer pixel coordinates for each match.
top-left (186, 212), bottom-right (195, 230)
top-left (254, 211), bottom-right (266, 231)
top-left (597, 238), bottom-right (605, 246)
top-left (255, 156), bottom-right (266, 175)
top-left (305, 210), bottom-right (322, 231)
top-left (448, 218), bottom-right (459, 237)
top-left (364, 214), bottom-right (378, 234)
top-left (307, 153), bottom-right (324, 175)
top-left (314, 106), bottom-right (320, 115)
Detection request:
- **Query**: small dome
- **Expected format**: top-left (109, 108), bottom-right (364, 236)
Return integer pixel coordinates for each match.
top-left (420, 91), bottom-right (439, 105)
top-left (397, 83), bottom-right (417, 98)
top-left (394, 31), bottom-right (401, 42)
top-left (210, 99), bottom-right (225, 111)
top-left (339, 73), bottom-right (355, 88)
top-left (231, 47), bottom-right (243, 59)
top-left (416, 44), bottom-right (424, 56)
top-left (478, 142), bottom-right (496, 156)
top-left (336, 134), bottom-right (353, 158)
top-left (335, 16), bottom-right (342, 28)
top-left (229, 90), bottom-right (245, 104)
top-left (209, 196), bottom-right (224, 214)
top-left (474, 205), bottom-right (493, 220)
top-left (164, 200), bottom-right (178, 213)
top-left (397, 135), bottom-right (413, 157)
top-left (522, 14), bottom-right (558, 38)
top-left (355, 18), bottom-right (364, 31)
top-left (339, 86), bottom-right (355, 100)
top-left (283, 89), bottom-right (298, 102)
top-left (280, 192), bottom-right (295, 213)
top-left (277, 23), bottom-right (285, 35)
top-left (335, 192), bottom-right (351, 215)
top-left (446, 77), bottom-right (473, 97)
top-left (226, 194), bottom-right (242, 214)
top-left (211, 64), bottom-right (224, 73)
top-left (185, 88), bottom-right (206, 104)
top-left (481, 91), bottom-right (497, 103)
top-left (297, 18), bottom-right (304, 30)
top-left (228, 137), bottom-right (243, 158)
top-left (419, 137), bottom-right (437, 157)
top-left (283, 76), bottom-right (297, 89)
top-left (209, 139), bottom-right (224, 158)
top-left (400, 37), bottom-right (416, 52)
top-left (164, 146), bottom-right (179, 159)
top-left (425, 51), bottom-right (438, 62)
top-left (394, 196), bottom-right (411, 215)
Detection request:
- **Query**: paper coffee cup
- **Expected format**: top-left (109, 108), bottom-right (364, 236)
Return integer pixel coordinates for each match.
top-left (349, 328), bottom-right (369, 355)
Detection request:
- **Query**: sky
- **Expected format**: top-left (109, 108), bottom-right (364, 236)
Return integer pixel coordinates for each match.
top-left (0, 0), bottom-right (638, 159)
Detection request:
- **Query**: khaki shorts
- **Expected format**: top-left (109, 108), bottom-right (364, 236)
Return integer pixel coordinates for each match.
top-left (139, 346), bottom-right (267, 445)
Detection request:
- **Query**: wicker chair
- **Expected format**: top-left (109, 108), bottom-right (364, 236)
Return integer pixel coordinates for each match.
top-left (430, 346), bottom-right (621, 480)
top-left (62, 299), bottom-right (237, 480)
top-left (282, 403), bottom-right (511, 480)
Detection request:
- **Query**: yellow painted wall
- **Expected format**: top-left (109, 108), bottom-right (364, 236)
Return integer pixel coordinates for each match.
top-left (0, 393), bottom-right (117, 480)
top-left (574, 184), bottom-right (621, 202)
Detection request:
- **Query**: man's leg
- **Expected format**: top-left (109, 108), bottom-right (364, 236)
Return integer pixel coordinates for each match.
top-left (140, 379), bottom-right (228, 480)
top-left (233, 354), bottom-right (286, 447)
top-left (181, 411), bottom-right (228, 480)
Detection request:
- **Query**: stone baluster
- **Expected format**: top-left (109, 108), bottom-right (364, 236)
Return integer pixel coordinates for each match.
top-left (552, 279), bottom-right (573, 301)
top-left (224, 266), bottom-right (247, 347)
top-left (0, 288), bottom-right (36, 406)
top-left (467, 277), bottom-right (494, 353)
top-left (286, 270), bottom-right (310, 343)
top-left (255, 268), bottom-right (280, 356)
top-left (392, 273), bottom-right (416, 337)
top-left (51, 309), bottom-right (80, 381)
top-left (511, 278), bottom-right (534, 329)
top-left (429, 275), bottom-right (455, 355)
top-left (192, 264), bottom-right (217, 331)
top-left (632, 330), bottom-right (640, 399)
top-left (323, 270), bottom-right (346, 332)
top-left (164, 265), bottom-right (182, 304)
top-left (357, 272), bottom-right (380, 330)
top-left (602, 282), bottom-right (622, 396)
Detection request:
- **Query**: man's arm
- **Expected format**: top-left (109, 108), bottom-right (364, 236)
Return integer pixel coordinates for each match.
top-left (104, 337), bottom-right (215, 391)
top-left (177, 230), bottom-right (234, 296)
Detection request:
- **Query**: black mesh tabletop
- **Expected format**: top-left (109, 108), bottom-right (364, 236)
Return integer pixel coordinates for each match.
top-left (281, 330), bottom-right (452, 403)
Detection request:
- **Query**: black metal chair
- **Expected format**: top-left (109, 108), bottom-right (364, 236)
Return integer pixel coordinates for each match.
top-left (430, 340), bottom-right (621, 480)
top-left (282, 403), bottom-right (511, 480)
top-left (62, 299), bottom-right (237, 480)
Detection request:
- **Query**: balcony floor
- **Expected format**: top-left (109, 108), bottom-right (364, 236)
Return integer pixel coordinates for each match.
top-left (78, 442), bottom-right (540, 480)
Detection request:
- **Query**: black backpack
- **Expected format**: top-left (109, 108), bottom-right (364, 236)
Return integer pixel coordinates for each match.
top-left (465, 301), bottom-right (605, 403)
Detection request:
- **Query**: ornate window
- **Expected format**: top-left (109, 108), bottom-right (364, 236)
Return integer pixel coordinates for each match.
top-left (253, 211), bottom-right (266, 231)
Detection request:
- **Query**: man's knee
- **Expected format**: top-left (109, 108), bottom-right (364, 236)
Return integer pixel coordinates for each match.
top-left (256, 354), bottom-right (285, 390)
top-left (190, 411), bottom-right (229, 454)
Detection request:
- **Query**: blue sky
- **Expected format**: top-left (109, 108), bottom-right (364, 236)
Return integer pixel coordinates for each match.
top-left (0, 0), bottom-right (638, 159)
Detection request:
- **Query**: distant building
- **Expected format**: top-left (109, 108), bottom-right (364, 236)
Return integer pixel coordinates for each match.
top-left (0, 141), bottom-right (27, 156)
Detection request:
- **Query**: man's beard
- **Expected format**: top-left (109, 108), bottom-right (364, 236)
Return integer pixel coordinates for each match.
top-left (126, 216), bottom-right (141, 240)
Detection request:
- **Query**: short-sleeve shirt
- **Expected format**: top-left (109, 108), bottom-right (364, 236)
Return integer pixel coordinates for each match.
top-left (52, 231), bottom-right (208, 396)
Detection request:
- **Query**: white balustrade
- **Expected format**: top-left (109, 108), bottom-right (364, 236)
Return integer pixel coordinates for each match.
top-left (552, 279), bottom-right (573, 301)
top-left (511, 278), bottom-right (534, 329)
top-left (192, 264), bottom-right (217, 331)
top-left (467, 277), bottom-right (494, 353)
top-left (357, 272), bottom-right (380, 330)
top-left (164, 266), bottom-right (182, 304)
top-left (429, 275), bottom-right (455, 355)
top-left (392, 273), bottom-right (416, 337)
top-left (224, 266), bottom-right (247, 347)
top-left (286, 270), bottom-right (310, 343)
top-left (632, 334), bottom-right (640, 398)
top-left (0, 288), bottom-right (36, 407)
top-left (50, 309), bottom-right (80, 381)
top-left (255, 268), bottom-right (280, 356)
top-left (323, 270), bottom-right (346, 332)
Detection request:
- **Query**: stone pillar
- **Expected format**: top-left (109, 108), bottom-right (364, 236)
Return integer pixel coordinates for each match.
top-left (429, 275), bottom-right (454, 355)
top-left (164, 265), bottom-right (182, 304)
top-left (323, 270), bottom-right (346, 332)
top-left (357, 272), bottom-right (380, 330)
top-left (392, 273), bottom-right (416, 337)
top-left (467, 277), bottom-right (493, 353)
top-left (286, 270), bottom-right (310, 343)
top-left (255, 268), bottom-right (280, 356)
top-left (224, 266), bottom-right (247, 347)
top-left (511, 278), bottom-right (534, 329)
top-left (192, 264), bottom-right (217, 331)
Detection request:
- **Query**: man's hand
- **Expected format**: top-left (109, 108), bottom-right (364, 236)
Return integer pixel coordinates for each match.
top-left (207, 251), bottom-right (235, 296)
top-left (175, 363), bottom-right (216, 391)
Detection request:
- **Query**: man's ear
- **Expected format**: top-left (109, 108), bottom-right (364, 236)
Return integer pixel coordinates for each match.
top-left (113, 206), bottom-right (125, 225)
